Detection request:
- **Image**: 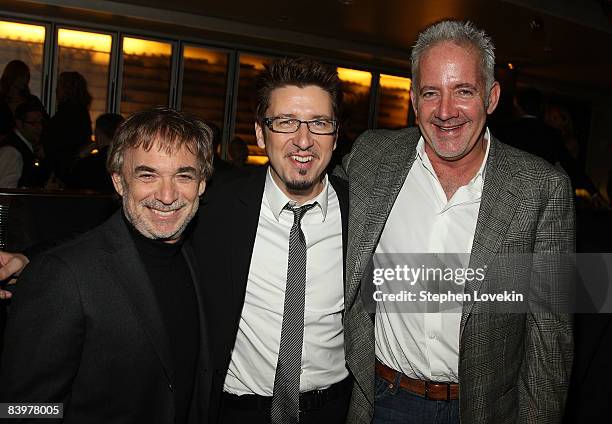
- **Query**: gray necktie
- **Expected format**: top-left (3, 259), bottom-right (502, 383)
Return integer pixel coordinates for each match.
top-left (270, 202), bottom-right (317, 424)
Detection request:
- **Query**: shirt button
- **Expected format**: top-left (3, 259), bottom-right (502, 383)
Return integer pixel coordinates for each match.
top-left (429, 333), bottom-right (436, 340)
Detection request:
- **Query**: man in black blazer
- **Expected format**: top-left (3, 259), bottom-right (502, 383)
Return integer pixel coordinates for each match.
top-left (193, 58), bottom-right (351, 424)
top-left (0, 107), bottom-right (214, 424)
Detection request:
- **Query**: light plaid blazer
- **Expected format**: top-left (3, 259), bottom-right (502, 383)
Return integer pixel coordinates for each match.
top-left (338, 127), bottom-right (575, 424)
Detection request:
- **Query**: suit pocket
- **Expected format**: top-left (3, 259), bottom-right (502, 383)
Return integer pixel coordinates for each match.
top-left (493, 385), bottom-right (518, 422)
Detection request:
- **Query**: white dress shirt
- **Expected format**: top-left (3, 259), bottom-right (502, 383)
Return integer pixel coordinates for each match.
top-left (224, 169), bottom-right (347, 396)
top-left (374, 129), bottom-right (491, 382)
top-left (0, 130), bottom-right (32, 188)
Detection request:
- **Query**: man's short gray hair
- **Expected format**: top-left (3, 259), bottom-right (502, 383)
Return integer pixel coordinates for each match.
top-left (411, 20), bottom-right (496, 94)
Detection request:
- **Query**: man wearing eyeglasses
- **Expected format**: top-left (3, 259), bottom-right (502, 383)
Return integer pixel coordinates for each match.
top-left (193, 57), bottom-right (351, 424)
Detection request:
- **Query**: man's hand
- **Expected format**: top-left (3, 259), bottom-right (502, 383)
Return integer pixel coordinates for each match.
top-left (0, 251), bottom-right (30, 300)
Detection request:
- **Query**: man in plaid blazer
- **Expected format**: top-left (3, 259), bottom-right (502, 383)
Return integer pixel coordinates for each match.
top-left (338, 20), bottom-right (574, 423)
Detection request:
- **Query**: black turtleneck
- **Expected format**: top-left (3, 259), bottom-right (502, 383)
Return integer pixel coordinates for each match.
top-left (124, 214), bottom-right (199, 424)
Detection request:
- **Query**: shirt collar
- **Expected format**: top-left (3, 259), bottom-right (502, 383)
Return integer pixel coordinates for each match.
top-left (416, 127), bottom-right (491, 191)
top-left (14, 129), bottom-right (34, 153)
top-left (264, 167), bottom-right (329, 222)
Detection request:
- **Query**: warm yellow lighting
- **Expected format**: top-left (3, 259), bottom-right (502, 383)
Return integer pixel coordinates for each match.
top-left (58, 29), bottom-right (112, 53)
top-left (184, 46), bottom-right (225, 64)
top-left (337, 67), bottom-right (372, 87)
top-left (0, 21), bottom-right (45, 43)
top-left (123, 37), bottom-right (171, 56)
top-left (90, 52), bottom-right (110, 66)
top-left (380, 74), bottom-right (411, 92)
top-left (247, 155), bottom-right (269, 165)
top-left (240, 55), bottom-right (267, 70)
top-left (507, 62), bottom-right (514, 70)
top-left (33, 160), bottom-right (40, 167)
top-left (575, 188), bottom-right (591, 198)
top-left (90, 148), bottom-right (99, 155)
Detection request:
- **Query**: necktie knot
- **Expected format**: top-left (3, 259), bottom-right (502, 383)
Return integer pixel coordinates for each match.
top-left (285, 202), bottom-right (317, 226)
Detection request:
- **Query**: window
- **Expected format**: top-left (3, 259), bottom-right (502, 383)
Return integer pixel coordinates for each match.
top-left (56, 28), bottom-right (112, 123)
top-left (235, 54), bottom-right (273, 165)
top-left (0, 20), bottom-right (45, 102)
top-left (337, 67), bottom-right (371, 142)
top-left (377, 74), bottom-right (411, 129)
top-left (180, 46), bottom-right (228, 132)
top-left (120, 37), bottom-right (172, 115)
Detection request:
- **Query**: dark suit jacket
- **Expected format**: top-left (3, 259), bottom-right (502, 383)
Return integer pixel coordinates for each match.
top-left (0, 211), bottom-right (212, 424)
top-left (191, 167), bottom-right (348, 422)
top-left (339, 127), bottom-right (575, 424)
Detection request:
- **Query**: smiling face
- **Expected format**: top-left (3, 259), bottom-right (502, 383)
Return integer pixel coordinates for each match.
top-left (411, 41), bottom-right (500, 163)
top-left (255, 85), bottom-right (337, 202)
top-left (112, 141), bottom-right (205, 243)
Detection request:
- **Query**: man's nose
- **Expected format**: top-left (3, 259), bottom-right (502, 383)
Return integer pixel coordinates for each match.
top-left (156, 178), bottom-right (179, 205)
top-left (293, 122), bottom-right (314, 150)
top-left (436, 93), bottom-right (458, 120)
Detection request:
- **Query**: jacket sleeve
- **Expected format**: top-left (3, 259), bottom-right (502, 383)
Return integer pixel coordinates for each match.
top-left (518, 174), bottom-right (575, 423)
top-left (0, 253), bottom-right (85, 420)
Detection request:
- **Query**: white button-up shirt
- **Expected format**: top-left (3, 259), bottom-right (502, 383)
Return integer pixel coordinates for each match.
top-left (374, 129), bottom-right (491, 382)
top-left (224, 169), bottom-right (347, 395)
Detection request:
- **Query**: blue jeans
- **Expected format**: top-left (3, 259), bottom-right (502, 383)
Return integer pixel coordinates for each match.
top-left (373, 375), bottom-right (460, 424)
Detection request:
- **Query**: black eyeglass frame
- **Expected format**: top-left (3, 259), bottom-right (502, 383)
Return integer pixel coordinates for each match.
top-left (261, 117), bottom-right (338, 135)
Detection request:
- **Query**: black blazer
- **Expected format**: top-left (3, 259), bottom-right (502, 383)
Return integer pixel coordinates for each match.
top-left (0, 211), bottom-right (212, 424)
top-left (191, 167), bottom-right (348, 422)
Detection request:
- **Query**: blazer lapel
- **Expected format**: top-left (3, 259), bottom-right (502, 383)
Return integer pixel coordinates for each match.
top-left (182, 243), bottom-right (210, 371)
top-left (461, 139), bottom-right (521, 333)
top-left (347, 134), bottom-right (419, 307)
top-left (330, 175), bottom-right (349, 297)
top-left (229, 168), bottom-right (267, 309)
top-left (103, 213), bottom-right (175, 386)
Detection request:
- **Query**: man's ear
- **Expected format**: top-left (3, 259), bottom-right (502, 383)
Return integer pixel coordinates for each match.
top-left (333, 126), bottom-right (339, 151)
top-left (255, 121), bottom-right (266, 149)
top-left (487, 81), bottom-right (501, 115)
top-left (410, 88), bottom-right (419, 121)
top-left (111, 173), bottom-right (124, 196)
top-left (198, 179), bottom-right (206, 196)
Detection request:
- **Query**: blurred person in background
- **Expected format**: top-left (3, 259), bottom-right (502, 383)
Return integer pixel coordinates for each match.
top-left (228, 136), bottom-right (249, 168)
top-left (43, 71), bottom-right (92, 184)
top-left (0, 59), bottom-right (45, 116)
top-left (0, 100), bottom-right (49, 188)
top-left (67, 113), bottom-right (124, 192)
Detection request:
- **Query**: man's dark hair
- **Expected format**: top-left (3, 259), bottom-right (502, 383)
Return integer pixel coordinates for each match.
top-left (95, 113), bottom-right (125, 140)
top-left (14, 100), bottom-right (43, 122)
top-left (107, 106), bottom-right (214, 180)
top-left (255, 57), bottom-right (341, 122)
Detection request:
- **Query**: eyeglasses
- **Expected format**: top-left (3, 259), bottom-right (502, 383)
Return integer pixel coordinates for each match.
top-left (262, 117), bottom-right (338, 135)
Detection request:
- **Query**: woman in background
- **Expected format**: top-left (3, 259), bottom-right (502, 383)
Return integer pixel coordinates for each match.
top-left (43, 71), bottom-right (92, 184)
top-left (0, 59), bottom-right (45, 115)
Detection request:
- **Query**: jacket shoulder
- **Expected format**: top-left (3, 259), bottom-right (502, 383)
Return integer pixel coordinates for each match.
top-left (352, 127), bottom-right (420, 152)
top-left (495, 140), bottom-right (570, 185)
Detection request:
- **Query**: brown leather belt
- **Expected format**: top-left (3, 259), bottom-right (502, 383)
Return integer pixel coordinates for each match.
top-left (375, 360), bottom-right (459, 401)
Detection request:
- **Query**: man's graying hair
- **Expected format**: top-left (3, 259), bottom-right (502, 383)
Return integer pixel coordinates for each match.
top-left (411, 20), bottom-right (496, 96)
